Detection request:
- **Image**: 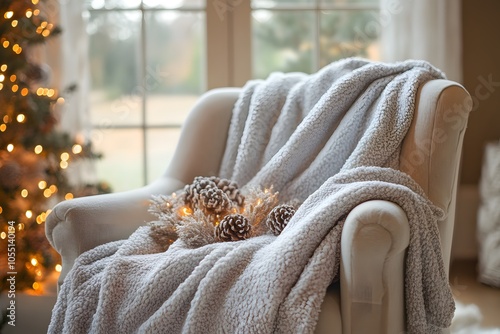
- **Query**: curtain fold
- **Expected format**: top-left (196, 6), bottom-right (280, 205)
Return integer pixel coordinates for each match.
top-left (380, 0), bottom-right (462, 83)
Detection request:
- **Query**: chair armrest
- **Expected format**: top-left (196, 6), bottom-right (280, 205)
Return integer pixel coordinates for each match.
top-left (45, 176), bottom-right (185, 289)
top-left (340, 200), bottom-right (410, 334)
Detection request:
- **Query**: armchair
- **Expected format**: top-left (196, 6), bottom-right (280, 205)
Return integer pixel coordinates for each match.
top-left (46, 79), bottom-right (471, 333)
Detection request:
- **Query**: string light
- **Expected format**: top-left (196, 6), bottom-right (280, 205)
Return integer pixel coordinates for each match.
top-left (57, 97), bottom-right (65, 104)
top-left (49, 185), bottom-right (57, 193)
top-left (0, 232), bottom-right (6, 239)
top-left (16, 114), bottom-right (25, 122)
top-left (33, 9), bottom-right (40, 16)
top-left (7, 143), bottom-right (14, 152)
top-left (32, 0), bottom-right (40, 4)
top-left (72, 144), bottom-right (82, 154)
top-left (0, 74), bottom-right (4, 82)
top-left (36, 87), bottom-right (43, 95)
top-left (65, 193), bottom-right (74, 200)
top-left (47, 89), bottom-right (55, 97)
top-left (26, 10), bottom-right (33, 18)
top-left (4, 11), bottom-right (13, 19)
top-left (42, 30), bottom-right (50, 37)
top-left (60, 161), bottom-right (68, 169)
top-left (12, 84), bottom-right (18, 93)
top-left (3, 115), bottom-right (9, 122)
top-left (43, 189), bottom-right (52, 198)
top-left (10, 74), bottom-right (16, 82)
top-left (55, 264), bottom-right (62, 272)
top-left (0, 206), bottom-right (2, 214)
top-left (60, 152), bottom-right (69, 161)
top-left (32, 282), bottom-right (40, 290)
top-left (0, 83), bottom-right (3, 91)
top-left (26, 210), bottom-right (33, 219)
top-left (2, 41), bottom-right (9, 48)
top-left (38, 180), bottom-right (47, 189)
top-left (21, 88), bottom-right (28, 96)
top-left (40, 21), bottom-right (48, 28)
top-left (31, 258), bottom-right (38, 266)
top-left (21, 189), bottom-right (28, 197)
top-left (0, 64), bottom-right (6, 71)
top-left (18, 223), bottom-right (24, 231)
top-left (11, 20), bottom-right (18, 28)
top-left (34, 145), bottom-right (43, 154)
top-left (0, 124), bottom-right (6, 132)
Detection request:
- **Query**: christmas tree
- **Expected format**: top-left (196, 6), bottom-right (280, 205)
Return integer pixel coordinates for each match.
top-left (0, 0), bottom-right (109, 293)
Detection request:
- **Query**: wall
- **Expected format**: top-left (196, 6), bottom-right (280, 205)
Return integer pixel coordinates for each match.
top-left (452, 0), bottom-right (500, 260)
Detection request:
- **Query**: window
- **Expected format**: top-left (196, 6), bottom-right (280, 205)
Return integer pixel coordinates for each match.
top-left (85, 0), bottom-right (379, 191)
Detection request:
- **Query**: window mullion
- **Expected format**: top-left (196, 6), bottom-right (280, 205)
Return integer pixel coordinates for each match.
top-left (206, 1), bottom-right (230, 89)
top-left (140, 3), bottom-right (148, 186)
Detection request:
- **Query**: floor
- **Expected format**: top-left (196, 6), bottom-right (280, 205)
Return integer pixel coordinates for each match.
top-left (450, 259), bottom-right (500, 329)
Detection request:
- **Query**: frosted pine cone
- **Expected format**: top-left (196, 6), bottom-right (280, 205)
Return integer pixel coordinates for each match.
top-left (184, 176), bottom-right (217, 206)
top-left (199, 187), bottom-right (231, 214)
top-left (266, 205), bottom-right (296, 236)
top-left (210, 177), bottom-right (245, 206)
top-left (215, 214), bottom-right (251, 241)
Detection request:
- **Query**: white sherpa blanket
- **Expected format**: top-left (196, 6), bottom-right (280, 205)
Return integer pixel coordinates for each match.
top-left (49, 58), bottom-right (454, 334)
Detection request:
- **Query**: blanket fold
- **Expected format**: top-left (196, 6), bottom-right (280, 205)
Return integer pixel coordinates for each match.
top-left (49, 58), bottom-right (454, 334)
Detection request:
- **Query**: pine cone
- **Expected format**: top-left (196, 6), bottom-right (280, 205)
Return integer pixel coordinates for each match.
top-left (184, 176), bottom-right (217, 206)
top-left (210, 177), bottom-right (245, 206)
top-left (266, 205), bottom-right (296, 236)
top-left (215, 214), bottom-right (251, 241)
top-left (199, 187), bottom-right (231, 214)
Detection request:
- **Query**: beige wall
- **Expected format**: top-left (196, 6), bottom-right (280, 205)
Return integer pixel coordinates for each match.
top-left (461, 0), bottom-right (500, 184)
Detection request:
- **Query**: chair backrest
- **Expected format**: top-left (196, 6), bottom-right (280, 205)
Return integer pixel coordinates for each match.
top-left (166, 79), bottom-right (472, 274)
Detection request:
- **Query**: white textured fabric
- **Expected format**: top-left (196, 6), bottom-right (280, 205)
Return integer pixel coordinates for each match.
top-left (380, 0), bottom-right (463, 83)
top-left (477, 141), bottom-right (500, 287)
top-left (49, 59), bottom-right (454, 334)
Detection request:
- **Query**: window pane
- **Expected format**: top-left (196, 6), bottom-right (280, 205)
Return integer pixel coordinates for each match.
top-left (321, 0), bottom-right (379, 6)
top-left (145, 11), bottom-right (205, 126)
top-left (147, 129), bottom-right (182, 184)
top-left (85, 0), bottom-right (141, 10)
top-left (252, 10), bottom-right (315, 78)
top-left (320, 10), bottom-right (380, 67)
top-left (88, 11), bottom-right (143, 126)
top-left (252, 0), bottom-right (314, 8)
top-left (143, 0), bottom-right (205, 9)
top-left (91, 128), bottom-right (144, 191)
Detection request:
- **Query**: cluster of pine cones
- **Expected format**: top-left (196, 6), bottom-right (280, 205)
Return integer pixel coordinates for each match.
top-left (183, 176), bottom-right (296, 242)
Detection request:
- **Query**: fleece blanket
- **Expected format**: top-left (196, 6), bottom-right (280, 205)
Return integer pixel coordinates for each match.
top-left (49, 58), bottom-right (454, 334)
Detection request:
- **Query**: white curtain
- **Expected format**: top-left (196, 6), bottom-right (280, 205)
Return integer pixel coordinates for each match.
top-left (45, 0), bottom-right (96, 185)
top-left (380, 0), bottom-right (462, 83)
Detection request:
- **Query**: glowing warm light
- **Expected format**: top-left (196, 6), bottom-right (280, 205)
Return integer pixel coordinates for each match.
top-left (0, 232), bottom-right (6, 239)
top-left (0, 206), bottom-right (2, 214)
top-left (55, 264), bottom-right (62, 272)
top-left (10, 75), bottom-right (16, 82)
top-left (36, 216), bottom-right (43, 224)
top-left (26, 210), bottom-right (33, 219)
top-left (57, 97), bottom-right (65, 104)
top-left (60, 152), bottom-right (69, 161)
top-left (38, 180), bottom-right (47, 189)
top-left (43, 88), bottom-right (49, 95)
top-left (0, 124), bottom-right (5, 132)
top-left (49, 185), bottom-right (57, 193)
top-left (4, 11), bottom-right (13, 19)
top-left (72, 144), bottom-right (82, 154)
top-left (36, 270), bottom-right (42, 277)
top-left (42, 30), bottom-right (50, 37)
top-left (33, 9), bottom-right (40, 16)
top-left (36, 87), bottom-right (44, 95)
top-left (31, 258), bottom-right (38, 266)
top-left (60, 160), bottom-right (68, 169)
top-left (7, 144), bottom-right (14, 152)
top-left (21, 87), bottom-right (28, 96)
top-left (32, 0), bottom-right (40, 4)
top-left (18, 223), bottom-right (24, 231)
top-left (43, 189), bottom-right (52, 198)
top-left (11, 20), bottom-right (18, 27)
top-left (34, 145), bottom-right (43, 154)
top-left (2, 41), bottom-right (9, 48)
top-left (65, 193), bottom-right (74, 200)
top-left (0, 83), bottom-right (3, 91)
top-left (0, 64), bottom-right (6, 71)
top-left (32, 282), bottom-right (40, 290)
top-left (3, 115), bottom-right (8, 123)
top-left (13, 44), bottom-right (22, 54)
top-left (16, 114), bottom-right (25, 122)
top-left (40, 21), bottom-right (48, 28)
top-left (26, 10), bottom-right (33, 18)
top-left (36, 26), bottom-right (43, 34)
top-left (179, 206), bottom-right (193, 216)
top-left (12, 85), bottom-right (18, 93)
top-left (21, 189), bottom-right (28, 198)
top-left (0, 74), bottom-right (4, 82)
top-left (47, 89), bottom-right (55, 97)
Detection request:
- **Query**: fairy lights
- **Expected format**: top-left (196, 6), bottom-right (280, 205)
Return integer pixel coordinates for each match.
top-left (38, 180), bottom-right (47, 189)
top-left (34, 145), bottom-right (43, 154)
top-left (4, 11), bottom-right (14, 19)
top-left (72, 144), bottom-right (83, 154)
top-left (7, 143), bottom-right (14, 152)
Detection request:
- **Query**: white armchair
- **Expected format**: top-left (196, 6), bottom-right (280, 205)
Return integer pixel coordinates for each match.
top-left (46, 79), bottom-right (471, 334)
